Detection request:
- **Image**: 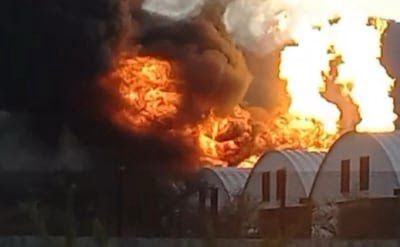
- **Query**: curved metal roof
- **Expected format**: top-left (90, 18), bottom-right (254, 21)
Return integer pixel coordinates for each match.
top-left (201, 167), bottom-right (250, 199)
top-left (369, 131), bottom-right (400, 174)
top-left (310, 131), bottom-right (400, 195)
top-left (280, 150), bottom-right (325, 195)
top-left (251, 150), bottom-right (325, 195)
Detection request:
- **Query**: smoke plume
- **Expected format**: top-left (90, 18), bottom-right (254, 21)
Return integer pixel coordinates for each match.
top-left (223, 0), bottom-right (400, 54)
top-left (135, 3), bottom-right (253, 119)
top-left (0, 0), bottom-right (138, 173)
top-left (0, 0), bottom-right (399, 235)
top-left (0, 0), bottom-right (253, 171)
top-left (142, 0), bottom-right (205, 21)
top-left (0, 113), bottom-right (91, 172)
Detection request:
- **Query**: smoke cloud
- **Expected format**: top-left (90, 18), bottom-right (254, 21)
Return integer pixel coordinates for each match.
top-left (223, 0), bottom-right (400, 54)
top-left (137, 5), bottom-right (253, 119)
top-left (0, 0), bottom-right (133, 114)
top-left (139, 0), bottom-right (400, 56)
top-left (0, 0), bottom-right (137, 172)
top-left (0, 0), bottom-right (399, 235)
top-left (0, 0), bottom-right (252, 171)
top-left (2, 0), bottom-right (399, 171)
top-left (0, 113), bottom-right (91, 172)
top-left (142, 0), bottom-right (205, 21)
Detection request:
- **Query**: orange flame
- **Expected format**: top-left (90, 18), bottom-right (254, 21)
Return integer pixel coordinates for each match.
top-left (109, 22), bottom-right (397, 168)
top-left (197, 107), bottom-right (253, 166)
top-left (109, 55), bottom-right (341, 167)
top-left (333, 17), bottom-right (396, 132)
top-left (112, 56), bottom-right (182, 131)
top-left (279, 14), bottom-right (397, 135)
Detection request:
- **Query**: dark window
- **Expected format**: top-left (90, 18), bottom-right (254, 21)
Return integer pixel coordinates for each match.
top-left (360, 156), bottom-right (370, 191)
top-left (210, 187), bottom-right (218, 216)
top-left (276, 169), bottom-right (287, 207)
top-left (198, 188), bottom-right (207, 214)
top-left (262, 172), bottom-right (271, 202)
top-left (341, 160), bottom-right (350, 193)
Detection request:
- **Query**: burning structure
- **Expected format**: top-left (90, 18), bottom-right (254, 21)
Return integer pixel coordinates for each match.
top-left (98, 0), bottom-right (400, 169)
top-left (1, 0), bottom-right (400, 238)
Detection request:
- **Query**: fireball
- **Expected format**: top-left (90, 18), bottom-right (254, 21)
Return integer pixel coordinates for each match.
top-left (112, 56), bottom-right (183, 132)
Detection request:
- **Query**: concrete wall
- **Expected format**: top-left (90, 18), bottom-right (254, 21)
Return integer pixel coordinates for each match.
top-left (336, 198), bottom-right (400, 239)
top-left (259, 206), bottom-right (312, 238)
top-left (1, 237), bottom-right (400, 247)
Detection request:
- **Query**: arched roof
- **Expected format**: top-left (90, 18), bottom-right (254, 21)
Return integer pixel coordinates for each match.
top-left (281, 150), bottom-right (325, 195)
top-left (201, 167), bottom-right (250, 199)
top-left (369, 131), bottom-right (400, 173)
top-left (247, 150), bottom-right (325, 195)
top-left (310, 131), bottom-right (400, 196)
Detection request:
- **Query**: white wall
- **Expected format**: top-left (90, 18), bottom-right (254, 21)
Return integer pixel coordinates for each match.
top-left (243, 152), bottom-right (307, 209)
top-left (312, 134), bottom-right (399, 205)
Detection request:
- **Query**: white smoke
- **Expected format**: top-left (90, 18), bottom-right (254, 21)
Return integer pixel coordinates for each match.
top-left (223, 0), bottom-right (400, 54)
top-left (223, 0), bottom-right (297, 54)
top-left (141, 0), bottom-right (233, 21)
top-left (140, 0), bottom-right (400, 53)
top-left (141, 0), bottom-right (205, 21)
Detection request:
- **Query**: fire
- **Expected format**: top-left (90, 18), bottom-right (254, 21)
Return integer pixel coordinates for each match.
top-left (109, 55), bottom-right (349, 167)
top-left (110, 11), bottom-right (397, 169)
top-left (197, 107), bottom-right (253, 166)
top-left (267, 115), bottom-right (338, 152)
top-left (279, 5), bottom-right (397, 135)
top-left (195, 106), bottom-right (337, 166)
top-left (111, 56), bottom-right (259, 166)
top-left (238, 155), bottom-right (260, 169)
top-left (126, 0), bottom-right (400, 168)
top-left (333, 17), bottom-right (396, 132)
top-left (112, 56), bottom-right (183, 131)
top-left (280, 26), bottom-right (341, 135)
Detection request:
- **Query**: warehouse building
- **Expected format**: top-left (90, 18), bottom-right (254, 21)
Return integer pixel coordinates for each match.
top-left (198, 167), bottom-right (250, 213)
top-left (311, 131), bottom-right (400, 238)
top-left (242, 150), bottom-right (325, 238)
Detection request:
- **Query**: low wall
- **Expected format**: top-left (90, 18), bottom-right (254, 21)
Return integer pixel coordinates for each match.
top-left (337, 198), bottom-right (400, 238)
top-left (259, 206), bottom-right (312, 238)
top-left (1, 237), bottom-right (400, 247)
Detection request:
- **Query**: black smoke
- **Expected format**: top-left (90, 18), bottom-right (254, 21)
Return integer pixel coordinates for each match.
top-left (0, 0), bottom-right (134, 144)
top-left (0, 0), bottom-right (254, 236)
top-left (135, 4), bottom-right (252, 121)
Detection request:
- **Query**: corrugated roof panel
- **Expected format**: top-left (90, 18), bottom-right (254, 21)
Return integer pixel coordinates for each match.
top-left (310, 131), bottom-right (400, 201)
top-left (255, 150), bottom-right (325, 195)
top-left (280, 150), bottom-right (325, 195)
top-left (203, 167), bottom-right (250, 199)
top-left (370, 131), bottom-right (400, 173)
